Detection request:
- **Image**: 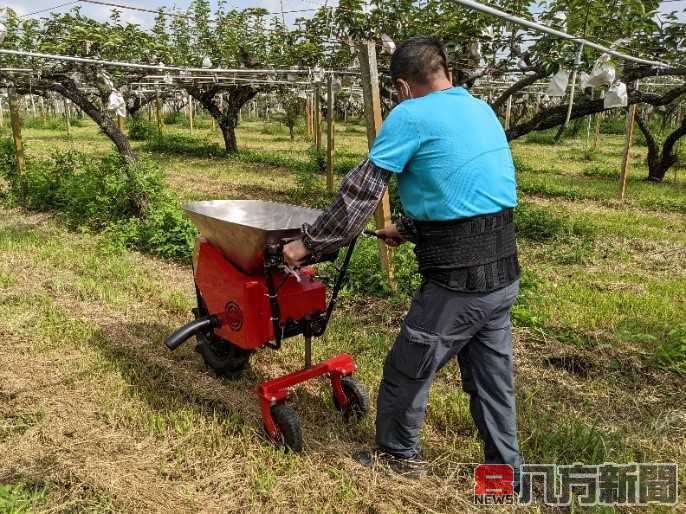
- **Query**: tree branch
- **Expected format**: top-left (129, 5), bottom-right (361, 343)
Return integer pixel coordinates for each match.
top-left (506, 82), bottom-right (686, 141)
top-left (491, 67), bottom-right (550, 110)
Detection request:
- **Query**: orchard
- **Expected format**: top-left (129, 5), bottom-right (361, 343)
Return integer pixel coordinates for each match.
top-left (0, 0), bottom-right (684, 512)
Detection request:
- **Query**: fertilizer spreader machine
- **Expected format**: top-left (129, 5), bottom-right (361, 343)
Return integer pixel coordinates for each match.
top-left (164, 200), bottom-right (368, 451)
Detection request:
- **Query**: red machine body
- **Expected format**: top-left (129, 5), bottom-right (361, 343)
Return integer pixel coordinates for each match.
top-left (165, 232), bottom-right (366, 451)
top-left (193, 237), bottom-right (326, 350)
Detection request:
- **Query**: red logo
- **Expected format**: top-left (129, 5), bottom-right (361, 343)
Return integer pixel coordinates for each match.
top-left (224, 301), bottom-right (243, 331)
top-left (475, 464), bottom-right (514, 497)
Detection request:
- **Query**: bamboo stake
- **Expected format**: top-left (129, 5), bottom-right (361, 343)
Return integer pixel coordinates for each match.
top-left (188, 92), bottom-right (194, 134)
top-left (64, 99), bottom-right (71, 135)
top-left (619, 93), bottom-right (639, 200)
top-left (592, 91), bottom-right (604, 151)
top-left (305, 96), bottom-right (312, 137)
top-left (504, 95), bottom-right (512, 129)
top-left (563, 44), bottom-right (584, 127)
top-left (314, 86), bottom-right (322, 152)
top-left (326, 74), bottom-right (336, 192)
top-left (155, 91), bottom-right (163, 135)
top-left (8, 88), bottom-right (27, 201)
top-left (357, 39), bottom-right (395, 289)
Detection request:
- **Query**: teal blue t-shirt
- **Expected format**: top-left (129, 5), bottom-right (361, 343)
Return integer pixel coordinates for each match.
top-left (368, 87), bottom-right (517, 221)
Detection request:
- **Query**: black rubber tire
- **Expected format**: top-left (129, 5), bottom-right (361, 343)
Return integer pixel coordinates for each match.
top-left (195, 332), bottom-right (251, 378)
top-left (270, 403), bottom-right (303, 452)
top-left (333, 376), bottom-right (369, 423)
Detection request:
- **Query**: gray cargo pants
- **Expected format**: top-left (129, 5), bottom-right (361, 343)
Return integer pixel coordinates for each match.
top-left (376, 279), bottom-right (522, 471)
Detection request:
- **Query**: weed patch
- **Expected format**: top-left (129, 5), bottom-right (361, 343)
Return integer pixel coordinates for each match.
top-left (515, 202), bottom-right (597, 243)
top-left (521, 410), bottom-right (634, 463)
top-left (652, 325), bottom-right (686, 375)
top-left (128, 117), bottom-right (157, 141)
top-left (145, 133), bottom-right (225, 158)
top-left (524, 129), bottom-right (559, 145)
top-left (0, 140), bottom-right (195, 260)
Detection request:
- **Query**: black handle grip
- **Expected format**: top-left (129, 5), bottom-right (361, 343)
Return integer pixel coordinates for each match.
top-left (165, 315), bottom-right (221, 351)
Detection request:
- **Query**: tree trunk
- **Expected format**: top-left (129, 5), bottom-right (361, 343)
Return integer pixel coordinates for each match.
top-left (11, 78), bottom-right (147, 215)
top-left (219, 116), bottom-right (238, 153)
top-left (127, 93), bottom-right (157, 118)
top-left (635, 113), bottom-right (686, 182)
top-left (187, 85), bottom-right (257, 154)
top-left (51, 80), bottom-right (137, 165)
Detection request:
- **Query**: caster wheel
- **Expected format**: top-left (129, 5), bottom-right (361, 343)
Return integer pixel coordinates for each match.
top-left (196, 332), bottom-right (251, 378)
top-left (268, 403), bottom-right (303, 452)
top-left (333, 376), bottom-right (369, 423)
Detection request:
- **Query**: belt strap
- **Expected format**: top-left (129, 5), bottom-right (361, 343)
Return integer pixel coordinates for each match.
top-left (413, 209), bottom-right (517, 271)
top-left (412, 209), bottom-right (520, 293)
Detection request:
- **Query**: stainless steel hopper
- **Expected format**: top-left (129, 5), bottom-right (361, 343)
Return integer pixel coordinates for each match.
top-left (183, 200), bottom-right (322, 274)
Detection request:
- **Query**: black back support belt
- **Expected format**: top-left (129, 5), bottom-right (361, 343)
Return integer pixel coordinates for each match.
top-left (412, 209), bottom-right (520, 293)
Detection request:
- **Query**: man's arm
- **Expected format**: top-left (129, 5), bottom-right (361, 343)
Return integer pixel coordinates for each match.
top-left (303, 158), bottom-right (392, 258)
top-left (282, 158), bottom-right (391, 265)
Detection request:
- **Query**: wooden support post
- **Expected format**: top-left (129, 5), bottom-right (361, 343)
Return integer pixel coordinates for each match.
top-left (592, 91), bottom-right (604, 151)
top-left (155, 92), bottom-right (163, 135)
top-left (8, 88), bottom-right (27, 201)
top-left (326, 74), bottom-right (336, 192)
top-left (64, 99), bottom-right (71, 135)
top-left (618, 81), bottom-right (640, 200)
top-left (188, 93), bottom-right (194, 134)
top-left (0, 98), bottom-right (5, 128)
top-left (504, 95), bottom-right (512, 130)
top-left (306, 95), bottom-right (312, 137)
top-left (357, 39), bottom-right (395, 289)
top-left (314, 85), bottom-right (322, 152)
top-left (619, 102), bottom-right (638, 201)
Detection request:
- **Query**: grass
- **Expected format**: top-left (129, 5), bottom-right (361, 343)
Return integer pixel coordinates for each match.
top-left (0, 483), bottom-right (49, 513)
top-left (0, 117), bottom-right (685, 512)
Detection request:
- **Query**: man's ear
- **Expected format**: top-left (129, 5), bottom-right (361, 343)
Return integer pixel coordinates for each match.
top-left (397, 78), bottom-right (412, 100)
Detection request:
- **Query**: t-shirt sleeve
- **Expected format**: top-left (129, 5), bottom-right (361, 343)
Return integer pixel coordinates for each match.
top-left (368, 105), bottom-right (420, 174)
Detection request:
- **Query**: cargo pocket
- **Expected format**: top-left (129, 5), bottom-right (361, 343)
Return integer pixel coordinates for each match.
top-left (387, 323), bottom-right (441, 380)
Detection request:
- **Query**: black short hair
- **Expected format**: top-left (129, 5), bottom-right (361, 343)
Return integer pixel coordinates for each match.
top-left (390, 36), bottom-right (450, 84)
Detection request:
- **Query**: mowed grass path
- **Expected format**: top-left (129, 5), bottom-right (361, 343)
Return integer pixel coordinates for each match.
top-left (2, 118), bottom-right (685, 512)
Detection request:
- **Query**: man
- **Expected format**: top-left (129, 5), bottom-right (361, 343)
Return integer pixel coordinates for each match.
top-left (283, 36), bottom-right (522, 480)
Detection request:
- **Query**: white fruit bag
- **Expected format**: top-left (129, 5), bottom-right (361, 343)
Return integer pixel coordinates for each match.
top-left (604, 81), bottom-right (628, 108)
top-left (545, 69), bottom-right (570, 97)
top-left (107, 90), bottom-right (127, 117)
top-left (587, 54), bottom-right (616, 88)
top-left (381, 34), bottom-right (396, 55)
top-left (579, 72), bottom-right (591, 90)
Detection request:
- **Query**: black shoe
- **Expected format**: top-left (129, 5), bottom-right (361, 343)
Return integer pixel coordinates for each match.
top-left (354, 450), bottom-right (428, 479)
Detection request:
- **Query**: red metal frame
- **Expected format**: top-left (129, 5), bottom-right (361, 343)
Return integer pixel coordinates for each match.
top-left (257, 354), bottom-right (356, 439)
